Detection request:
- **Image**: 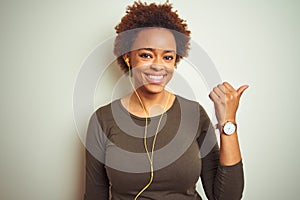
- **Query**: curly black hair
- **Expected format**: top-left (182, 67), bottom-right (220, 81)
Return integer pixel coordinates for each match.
top-left (114, 1), bottom-right (191, 73)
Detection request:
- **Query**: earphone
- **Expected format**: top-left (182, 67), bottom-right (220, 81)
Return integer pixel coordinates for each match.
top-left (124, 57), bottom-right (170, 199)
top-left (125, 57), bottom-right (130, 68)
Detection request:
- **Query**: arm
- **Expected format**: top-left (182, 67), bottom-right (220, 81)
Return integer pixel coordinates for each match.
top-left (84, 113), bottom-right (109, 200)
top-left (209, 82), bottom-right (248, 166)
top-left (198, 105), bottom-right (244, 200)
top-left (199, 81), bottom-right (248, 199)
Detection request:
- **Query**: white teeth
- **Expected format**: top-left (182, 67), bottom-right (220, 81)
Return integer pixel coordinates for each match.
top-left (148, 75), bottom-right (163, 80)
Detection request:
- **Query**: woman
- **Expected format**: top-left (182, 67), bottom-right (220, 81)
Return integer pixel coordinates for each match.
top-left (84, 1), bottom-right (248, 200)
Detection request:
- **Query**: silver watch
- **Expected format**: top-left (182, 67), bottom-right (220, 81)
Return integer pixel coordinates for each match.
top-left (222, 121), bottom-right (237, 135)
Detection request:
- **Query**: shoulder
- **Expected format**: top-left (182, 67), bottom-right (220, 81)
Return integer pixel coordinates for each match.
top-left (92, 99), bottom-right (122, 125)
top-left (175, 95), bottom-right (210, 122)
top-left (175, 95), bottom-right (206, 112)
top-left (175, 95), bottom-right (199, 108)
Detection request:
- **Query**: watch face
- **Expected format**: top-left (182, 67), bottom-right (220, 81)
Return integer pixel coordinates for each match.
top-left (223, 122), bottom-right (236, 135)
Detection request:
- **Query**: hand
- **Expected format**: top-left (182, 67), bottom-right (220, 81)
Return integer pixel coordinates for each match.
top-left (209, 82), bottom-right (248, 125)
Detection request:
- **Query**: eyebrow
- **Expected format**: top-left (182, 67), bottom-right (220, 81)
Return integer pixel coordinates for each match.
top-left (137, 48), bottom-right (176, 53)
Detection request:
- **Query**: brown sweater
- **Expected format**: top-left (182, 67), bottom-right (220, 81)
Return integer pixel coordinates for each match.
top-left (84, 95), bottom-right (244, 200)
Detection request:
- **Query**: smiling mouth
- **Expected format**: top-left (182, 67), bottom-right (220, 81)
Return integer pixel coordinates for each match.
top-left (145, 73), bottom-right (166, 83)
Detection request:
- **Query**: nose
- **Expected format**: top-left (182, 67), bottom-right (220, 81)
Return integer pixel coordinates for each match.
top-left (150, 56), bottom-right (164, 71)
top-left (150, 63), bottom-right (164, 71)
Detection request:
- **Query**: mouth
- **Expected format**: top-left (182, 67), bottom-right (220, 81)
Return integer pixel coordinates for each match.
top-left (144, 73), bottom-right (167, 84)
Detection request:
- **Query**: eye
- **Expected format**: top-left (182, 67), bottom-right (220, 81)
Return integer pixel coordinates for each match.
top-left (139, 53), bottom-right (152, 59)
top-left (164, 55), bottom-right (174, 61)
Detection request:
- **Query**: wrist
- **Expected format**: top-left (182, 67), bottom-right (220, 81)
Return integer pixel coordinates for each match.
top-left (219, 121), bottom-right (237, 135)
top-left (224, 115), bottom-right (236, 124)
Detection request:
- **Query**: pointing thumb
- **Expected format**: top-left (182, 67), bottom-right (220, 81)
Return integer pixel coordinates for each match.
top-left (237, 85), bottom-right (249, 97)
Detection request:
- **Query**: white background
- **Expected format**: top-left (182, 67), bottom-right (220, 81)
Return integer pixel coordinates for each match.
top-left (0, 0), bottom-right (299, 199)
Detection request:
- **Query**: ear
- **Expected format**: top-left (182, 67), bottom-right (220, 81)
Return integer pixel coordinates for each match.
top-left (122, 53), bottom-right (129, 61)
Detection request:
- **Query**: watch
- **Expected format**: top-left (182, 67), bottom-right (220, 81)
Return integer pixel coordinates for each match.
top-left (222, 121), bottom-right (237, 135)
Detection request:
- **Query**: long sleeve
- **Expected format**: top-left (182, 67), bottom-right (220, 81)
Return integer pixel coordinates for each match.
top-left (198, 105), bottom-right (244, 200)
top-left (84, 113), bottom-right (110, 200)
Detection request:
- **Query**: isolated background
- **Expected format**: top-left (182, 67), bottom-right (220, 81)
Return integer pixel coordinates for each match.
top-left (1, 0), bottom-right (299, 199)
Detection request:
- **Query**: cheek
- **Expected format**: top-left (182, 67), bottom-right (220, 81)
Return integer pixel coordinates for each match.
top-left (131, 67), bottom-right (145, 81)
top-left (129, 53), bottom-right (140, 67)
top-left (167, 67), bottom-right (175, 74)
top-left (166, 69), bottom-right (174, 81)
top-left (166, 59), bottom-right (176, 68)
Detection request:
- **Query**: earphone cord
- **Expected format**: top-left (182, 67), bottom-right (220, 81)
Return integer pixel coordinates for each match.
top-left (127, 68), bottom-right (170, 200)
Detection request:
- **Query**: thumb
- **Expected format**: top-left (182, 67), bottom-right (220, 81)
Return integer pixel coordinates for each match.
top-left (237, 85), bottom-right (249, 97)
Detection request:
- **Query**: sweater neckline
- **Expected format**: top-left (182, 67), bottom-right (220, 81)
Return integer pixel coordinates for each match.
top-left (116, 95), bottom-right (179, 121)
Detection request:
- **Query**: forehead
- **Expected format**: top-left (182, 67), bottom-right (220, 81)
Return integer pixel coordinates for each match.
top-left (131, 28), bottom-right (176, 52)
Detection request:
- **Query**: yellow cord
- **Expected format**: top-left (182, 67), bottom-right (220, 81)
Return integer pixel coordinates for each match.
top-left (127, 65), bottom-right (170, 200)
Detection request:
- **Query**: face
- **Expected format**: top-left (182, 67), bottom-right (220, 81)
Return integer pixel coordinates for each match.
top-left (125, 28), bottom-right (177, 94)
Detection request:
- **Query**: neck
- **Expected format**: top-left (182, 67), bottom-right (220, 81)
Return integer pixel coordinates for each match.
top-left (124, 89), bottom-right (173, 118)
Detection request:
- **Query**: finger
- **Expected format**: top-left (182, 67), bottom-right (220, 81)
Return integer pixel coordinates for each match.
top-left (214, 86), bottom-right (225, 98)
top-left (237, 85), bottom-right (249, 97)
top-left (217, 84), bottom-right (226, 94)
top-left (209, 91), bottom-right (221, 104)
top-left (223, 82), bottom-right (235, 92)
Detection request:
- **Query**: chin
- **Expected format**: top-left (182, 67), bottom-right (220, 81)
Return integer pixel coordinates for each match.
top-left (141, 84), bottom-right (165, 94)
